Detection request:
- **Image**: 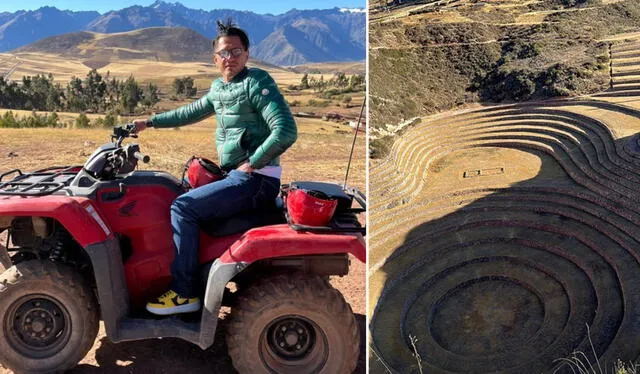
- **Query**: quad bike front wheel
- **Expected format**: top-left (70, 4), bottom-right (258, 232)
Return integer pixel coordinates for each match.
top-left (0, 260), bottom-right (99, 373)
top-left (227, 274), bottom-right (359, 374)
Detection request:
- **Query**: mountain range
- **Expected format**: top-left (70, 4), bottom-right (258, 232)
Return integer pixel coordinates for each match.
top-left (0, 1), bottom-right (365, 65)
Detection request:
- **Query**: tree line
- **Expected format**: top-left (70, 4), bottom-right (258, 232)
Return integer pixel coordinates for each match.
top-left (0, 71), bottom-right (203, 115)
top-left (0, 70), bottom-right (162, 114)
top-left (299, 72), bottom-right (365, 93)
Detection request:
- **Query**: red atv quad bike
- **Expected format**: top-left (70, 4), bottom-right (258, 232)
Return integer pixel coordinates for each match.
top-left (0, 124), bottom-right (366, 374)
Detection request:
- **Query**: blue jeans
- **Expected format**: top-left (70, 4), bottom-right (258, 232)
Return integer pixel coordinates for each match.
top-left (169, 170), bottom-right (280, 297)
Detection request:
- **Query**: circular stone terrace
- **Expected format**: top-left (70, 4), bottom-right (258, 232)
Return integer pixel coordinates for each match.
top-left (369, 38), bottom-right (640, 373)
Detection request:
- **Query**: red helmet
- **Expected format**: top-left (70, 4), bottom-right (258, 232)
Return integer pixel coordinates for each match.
top-left (185, 157), bottom-right (224, 188)
top-left (286, 188), bottom-right (338, 227)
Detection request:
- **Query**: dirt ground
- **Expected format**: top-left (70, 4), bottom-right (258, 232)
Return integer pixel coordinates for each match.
top-left (0, 118), bottom-right (366, 373)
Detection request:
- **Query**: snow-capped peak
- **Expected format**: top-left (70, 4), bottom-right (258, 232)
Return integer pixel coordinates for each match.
top-left (339, 8), bottom-right (366, 13)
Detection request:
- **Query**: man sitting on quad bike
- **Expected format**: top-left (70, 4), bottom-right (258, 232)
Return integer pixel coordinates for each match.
top-left (132, 20), bottom-right (297, 315)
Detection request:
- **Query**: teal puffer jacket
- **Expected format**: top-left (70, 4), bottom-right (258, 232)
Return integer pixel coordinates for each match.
top-left (150, 67), bottom-right (297, 170)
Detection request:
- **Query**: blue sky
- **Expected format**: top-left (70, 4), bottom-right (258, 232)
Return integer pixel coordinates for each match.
top-left (0, 0), bottom-right (365, 14)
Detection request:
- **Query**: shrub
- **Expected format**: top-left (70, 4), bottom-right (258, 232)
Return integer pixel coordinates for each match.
top-left (75, 113), bottom-right (90, 128)
top-left (501, 39), bottom-right (541, 61)
top-left (476, 69), bottom-right (538, 101)
top-left (46, 112), bottom-right (61, 128)
top-left (0, 111), bottom-right (63, 128)
top-left (596, 54), bottom-right (609, 64)
top-left (103, 112), bottom-right (118, 128)
top-left (172, 76), bottom-right (197, 98)
top-left (551, 0), bottom-right (597, 6)
top-left (540, 63), bottom-right (592, 96)
top-left (0, 111), bottom-right (19, 128)
top-left (308, 99), bottom-right (331, 107)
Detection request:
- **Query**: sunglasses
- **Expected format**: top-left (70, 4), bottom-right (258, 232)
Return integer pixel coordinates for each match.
top-left (215, 48), bottom-right (244, 59)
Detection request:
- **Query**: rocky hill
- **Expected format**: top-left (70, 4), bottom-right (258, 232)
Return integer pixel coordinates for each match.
top-left (14, 27), bottom-right (214, 63)
top-left (369, 0), bottom-right (640, 142)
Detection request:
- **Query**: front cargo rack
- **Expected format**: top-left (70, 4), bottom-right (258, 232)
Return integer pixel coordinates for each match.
top-left (0, 166), bottom-right (80, 196)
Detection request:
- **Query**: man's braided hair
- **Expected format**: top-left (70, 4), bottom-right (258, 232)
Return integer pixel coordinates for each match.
top-left (213, 18), bottom-right (250, 50)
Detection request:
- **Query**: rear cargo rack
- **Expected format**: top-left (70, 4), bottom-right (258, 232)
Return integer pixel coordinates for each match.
top-left (287, 214), bottom-right (367, 234)
top-left (345, 187), bottom-right (366, 214)
top-left (286, 187), bottom-right (367, 234)
top-left (0, 166), bottom-right (79, 196)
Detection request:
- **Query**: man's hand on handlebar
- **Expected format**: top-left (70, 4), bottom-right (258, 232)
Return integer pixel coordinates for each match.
top-left (132, 119), bottom-right (152, 133)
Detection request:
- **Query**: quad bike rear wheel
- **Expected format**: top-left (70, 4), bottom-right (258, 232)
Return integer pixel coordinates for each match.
top-left (227, 274), bottom-right (359, 374)
top-left (0, 260), bottom-right (99, 373)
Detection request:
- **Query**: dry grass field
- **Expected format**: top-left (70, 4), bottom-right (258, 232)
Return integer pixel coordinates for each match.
top-left (0, 51), bottom-right (366, 373)
top-left (369, 35), bottom-right (640, 373)
top-left (0, 117), bottom-right (365, 188)
top-left (288, 61), bottom-right (366, 75)
top-left (0, 51), bottom-right (363, 91)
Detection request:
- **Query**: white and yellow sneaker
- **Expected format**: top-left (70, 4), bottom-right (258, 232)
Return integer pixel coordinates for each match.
top-left (146, 290), bottom-right (201, 315)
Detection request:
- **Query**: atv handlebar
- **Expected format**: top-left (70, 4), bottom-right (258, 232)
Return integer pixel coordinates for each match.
top-left (134, 151), bottom-right (150, 164)
top-left (112, 123), bottom-right (137, 147)
top-left (117, 124), bottom-right (150, 163)
top-left (85, 124), bottom-right (148, 178)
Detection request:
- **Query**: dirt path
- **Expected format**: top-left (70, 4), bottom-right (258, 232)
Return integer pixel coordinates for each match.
top-left (0, 57), bottom-right (21, 82)
top-left (370, 38), bottom-right (500, 50)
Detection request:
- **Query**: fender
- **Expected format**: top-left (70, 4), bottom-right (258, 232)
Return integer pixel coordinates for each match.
top-left (198, 224), bottom-right (365, 348)
top-left (218, 224), bottom-right (366, 264)
top-left (82, 237), bottom-right (243, 350)
top-left (0, 196), bottom-right (112, 246)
